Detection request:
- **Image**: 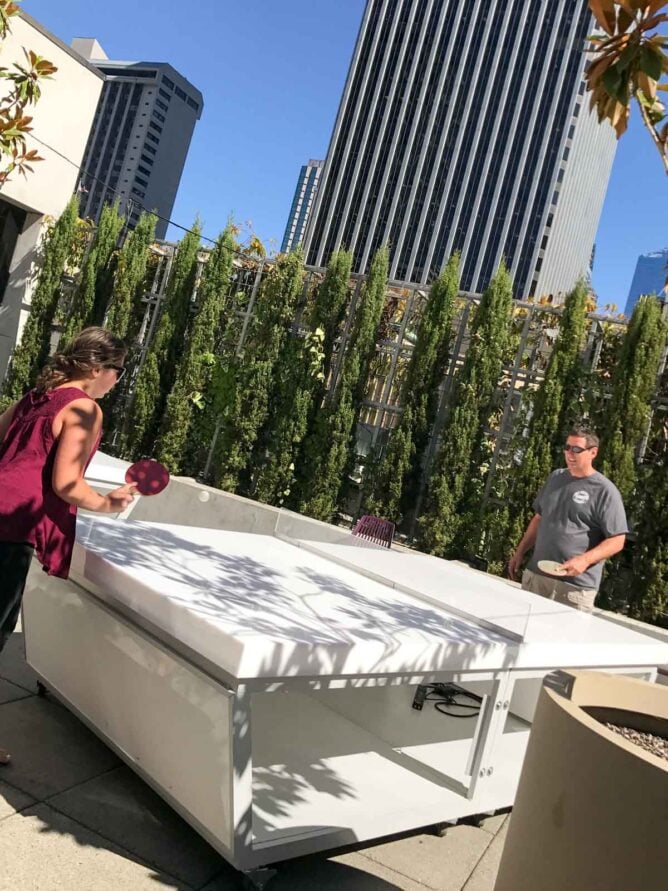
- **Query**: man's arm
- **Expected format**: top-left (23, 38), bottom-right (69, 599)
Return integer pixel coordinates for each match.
top-left (559, 534), bottom-right (626, 577)
top-left (508, 514), bottom-right (541, 581)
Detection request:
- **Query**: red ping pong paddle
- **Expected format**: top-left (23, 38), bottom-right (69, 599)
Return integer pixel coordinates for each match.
top-left (125, 459), bottom-right (170, 496)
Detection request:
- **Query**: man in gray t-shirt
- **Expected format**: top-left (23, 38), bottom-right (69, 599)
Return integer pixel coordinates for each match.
top-left (508, 427), bottom-right (628, 612)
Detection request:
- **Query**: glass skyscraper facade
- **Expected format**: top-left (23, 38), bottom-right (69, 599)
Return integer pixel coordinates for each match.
top-left (281, 160), bottom-right (323, 253)
top-left (624, 248), bottom-right (668, 316)
top-left (305, 0), bottom-right (617, 298)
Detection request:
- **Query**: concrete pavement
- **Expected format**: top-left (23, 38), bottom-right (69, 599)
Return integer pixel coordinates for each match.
top-left (0, 619), bottom-right (507, 890)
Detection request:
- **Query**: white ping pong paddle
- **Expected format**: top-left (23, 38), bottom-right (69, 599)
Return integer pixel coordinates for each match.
top-left (537, 559), bottom-right (568, 577)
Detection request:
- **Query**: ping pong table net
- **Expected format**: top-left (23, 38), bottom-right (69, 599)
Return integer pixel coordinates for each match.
top-left (351, 515), bottom-right (395, 549)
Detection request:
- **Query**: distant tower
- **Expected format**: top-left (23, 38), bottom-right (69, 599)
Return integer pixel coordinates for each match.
top-left (624, 248), bottom-right (668, 316)
top-left (281, 160), bottom-right (323, 253)
top-left (304, 0), bottom-right (617, 298)
top-left (72, 38), bottom-right (203, 238)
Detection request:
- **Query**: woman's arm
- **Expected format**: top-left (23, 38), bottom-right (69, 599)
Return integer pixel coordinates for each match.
top-left (0, 403), bottom-right (16, 445)
top-left (52, 399), bottom-right (134, 512)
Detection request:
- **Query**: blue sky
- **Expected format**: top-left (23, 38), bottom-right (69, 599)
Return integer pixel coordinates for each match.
top-left (23, 0), bottom-right (666, 307)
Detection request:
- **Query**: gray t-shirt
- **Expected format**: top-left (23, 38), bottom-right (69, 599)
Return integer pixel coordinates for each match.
top-left (528, 469), bottom-right (628, 590)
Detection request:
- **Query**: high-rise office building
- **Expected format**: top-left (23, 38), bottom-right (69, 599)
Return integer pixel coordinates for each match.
top-left (72, 38), bottom-right (203, 239)
top-left (281, 159), bottom-right (323, 253)
top-left (624, 248), bottom-right (668, 316)
top-left (305, 1), bottom-right (616, 298)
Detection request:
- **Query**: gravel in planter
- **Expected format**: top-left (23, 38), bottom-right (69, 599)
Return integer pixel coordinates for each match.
top-left (605, 723), bottom-right (668, 761)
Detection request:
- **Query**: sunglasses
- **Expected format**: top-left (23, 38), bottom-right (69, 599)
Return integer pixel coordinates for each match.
top-left (564, 444), bottom-right (593, 454)
top-left (107, 364), bottom-right (126, 381)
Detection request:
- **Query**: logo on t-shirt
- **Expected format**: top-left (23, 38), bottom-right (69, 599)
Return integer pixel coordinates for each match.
top-left (572, 490), bottom-right (590, 504)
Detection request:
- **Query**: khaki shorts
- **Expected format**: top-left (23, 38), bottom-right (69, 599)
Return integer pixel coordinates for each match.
top-left (522, 568), bottom-right (597, 613)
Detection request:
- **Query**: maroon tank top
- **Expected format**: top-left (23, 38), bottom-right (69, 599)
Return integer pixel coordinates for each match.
top-left (0, 387), bottom-right (100, 578)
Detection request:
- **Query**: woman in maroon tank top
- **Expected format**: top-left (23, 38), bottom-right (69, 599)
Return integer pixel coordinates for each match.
top-left (0, 327), bottom-right (136, 765)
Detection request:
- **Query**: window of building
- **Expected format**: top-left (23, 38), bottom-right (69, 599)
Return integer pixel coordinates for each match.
top-left (175, 86), bottom-right (186, 100)
top-left (143, 143), bottom-right (157, 155)
top-left (149, 121), bottom-right (162, 133)
top-left (187, 97), bottom-right (199, 111)
top-left (137, 165), bottom-right (151, 177)
top-left (140, 154), bottom-right (154, 166)
top-left (131, 187), bottom-right (145, 198)
top-left (153, 110), bottom-right (165, 123)
top-left (146, 132), bottom-right (160, 144)
top-left (158, 87), bottom-right (171, 101)
top-left (99, 67), bottom-right (157, 79)
top-left (156, 99), bottom-right (169, 112)
top-left (162, 75), bottom-right (174, 90)
top-left (135, 176), bottom-right (148, 188)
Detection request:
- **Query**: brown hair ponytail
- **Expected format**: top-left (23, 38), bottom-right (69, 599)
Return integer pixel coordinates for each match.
top-left (35, 327), bottom-right (127, 392)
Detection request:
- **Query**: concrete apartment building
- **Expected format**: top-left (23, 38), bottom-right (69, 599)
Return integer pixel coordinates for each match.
top-left (281, 159), bottom-right (323, 253)
top-left (72, 39), bottom-right (203, 239)
top-left (0, 12), bottom-right (103, 379)
top-left (305, 0), bottom-right (617, 299)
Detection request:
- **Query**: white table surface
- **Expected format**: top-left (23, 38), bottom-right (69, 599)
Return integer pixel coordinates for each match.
top-left (70, 517), bottom-right (668, 681)
top-left (292, 540), bottom-right (668, 669)
top-left (85, 450), bottom-right (130, 486)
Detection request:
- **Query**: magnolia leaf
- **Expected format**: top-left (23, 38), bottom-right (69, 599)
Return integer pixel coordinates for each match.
top-left (638, 70), bottom-right (658, 98)
top-left (616, 0), bottom-right (634, 13)
top-left (590, 0), bottom-right (618, 35)
top-left (614, 105), bottom-right (630, 136)
top-left (641, 12), bottom-right (668, 32)
top-left (587, 52), bottom-right (616, 84)
top-left (602, 63), bottom-right (623, 96)
top-left (617, 42), bottom-right (640, 70)
top-left (639, 44), bottom-right (663, 80)
top-left (645, 0), bottom-right (668, 14)
top-left (616, 6), bottom-right (635, 32)
top-left (647, 98), bottom-right (666, 123)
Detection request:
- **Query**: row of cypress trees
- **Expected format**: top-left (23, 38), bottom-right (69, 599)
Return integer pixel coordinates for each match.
top-left (1, 197), bottom-right (665, 623)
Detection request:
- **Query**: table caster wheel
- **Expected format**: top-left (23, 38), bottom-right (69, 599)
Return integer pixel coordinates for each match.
top-left (241, 867), bottom-right (277, 889)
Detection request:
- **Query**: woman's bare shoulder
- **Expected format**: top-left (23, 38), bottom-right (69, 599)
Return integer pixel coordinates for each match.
top-left (57, 397), bottom-right (102, 430)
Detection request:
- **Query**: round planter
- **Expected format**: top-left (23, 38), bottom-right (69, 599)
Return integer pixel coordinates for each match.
top-left (495, 670), bottom-right (668, 891)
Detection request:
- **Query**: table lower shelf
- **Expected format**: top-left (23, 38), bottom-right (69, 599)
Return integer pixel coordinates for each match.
top-left (251, 688), bottom-right (530, 851)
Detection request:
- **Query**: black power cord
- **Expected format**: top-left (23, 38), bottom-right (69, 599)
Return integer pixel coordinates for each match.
top-left (412, 682), bottom-right (482, 718)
